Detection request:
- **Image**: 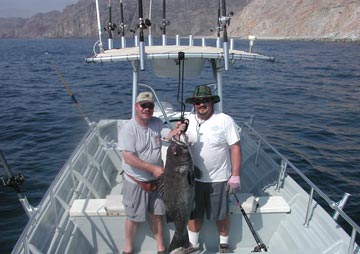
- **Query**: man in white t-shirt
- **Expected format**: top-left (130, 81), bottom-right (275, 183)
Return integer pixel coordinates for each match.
top-left (185, 85), bottom-right (242, 253)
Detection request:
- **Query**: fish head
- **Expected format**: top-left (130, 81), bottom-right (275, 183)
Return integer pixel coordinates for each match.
top-left (166, 136), bottom-right (193, 170)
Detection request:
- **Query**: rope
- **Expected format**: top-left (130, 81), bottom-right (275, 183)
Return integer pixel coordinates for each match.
top-left (177, 51), bottom-right (186, 121)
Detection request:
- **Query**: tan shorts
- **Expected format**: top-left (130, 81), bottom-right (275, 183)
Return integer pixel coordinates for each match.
top-left (122, 177), bottom-right (165, 222)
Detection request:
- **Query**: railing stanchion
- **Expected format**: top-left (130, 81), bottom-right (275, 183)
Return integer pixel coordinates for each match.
top-left (276, 160), bottom-right (287, 191)
top-left (255, 139), bottom-right (262, 168)
top-left (348, 228), bottom-right (356, 254)
top-left (304, 187), bottom-right (314, 226)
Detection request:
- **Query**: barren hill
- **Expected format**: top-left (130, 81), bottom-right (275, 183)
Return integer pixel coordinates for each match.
top-left (0, 0), bottom-right (359, 40)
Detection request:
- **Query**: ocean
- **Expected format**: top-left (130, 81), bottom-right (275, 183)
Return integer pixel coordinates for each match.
top-left (0, 38), bottom-right (359, 252)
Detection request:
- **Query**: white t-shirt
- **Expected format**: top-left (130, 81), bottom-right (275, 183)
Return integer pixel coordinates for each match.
top-left (187, 112), bottom-right (240, 182)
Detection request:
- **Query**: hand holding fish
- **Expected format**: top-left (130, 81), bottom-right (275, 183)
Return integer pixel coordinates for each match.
top-left (151, 165), bottom-right (164, 178)
top-left (228, 175), bottom-right (241, 193)
top-left (176, 121), bottom-right (188, 134)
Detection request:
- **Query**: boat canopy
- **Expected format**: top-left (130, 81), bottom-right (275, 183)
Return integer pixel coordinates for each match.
top-left (86, 45), bottom-right (275, 63)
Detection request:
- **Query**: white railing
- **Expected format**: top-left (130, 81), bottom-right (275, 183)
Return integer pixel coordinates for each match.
top-left (241, 119), bottom-right (359, 253)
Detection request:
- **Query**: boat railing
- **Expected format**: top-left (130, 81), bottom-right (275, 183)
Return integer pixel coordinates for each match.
top-left (12, 122), bottom-right (120, 253)
top-left (240, 120), bottom-right (360, 252)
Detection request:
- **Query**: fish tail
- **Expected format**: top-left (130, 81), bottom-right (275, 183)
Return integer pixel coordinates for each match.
top-left (168, 230), bottom-right (190, 252)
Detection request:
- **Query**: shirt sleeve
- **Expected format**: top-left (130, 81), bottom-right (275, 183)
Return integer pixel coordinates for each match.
top-left (117, 122), bottom-right (136, 153)
top-left (225, 115), bottom-right (240, 145)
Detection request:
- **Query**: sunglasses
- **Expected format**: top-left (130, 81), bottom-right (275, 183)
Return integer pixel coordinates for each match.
top-left (194, 98), bottom-right (211, 105)
top-left (139, 102), bottom-right (154, 110)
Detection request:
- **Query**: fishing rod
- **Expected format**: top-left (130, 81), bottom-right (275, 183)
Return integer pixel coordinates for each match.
top-left (216, 0), bottom-right (221, 48)
top-left (233, 193), bottom-right (268, 252)
top-left (0, 150), bottom-right (36, 218)
top-left (210, 0), bottom-right (222, 48)
top-left (160, 0), bottom-right (170, 46)
top-left (148, 0), bottom-right (153, 46)
top-left (105, 0), bottom-right (116, 49)
top-left (219, 0), bottom-right (233, 70)
top-left (45, 53), bottom-right (91, 126)
top-left (119, 0), bottom-right (126, 48)
top-left (138, 0), bottom-right (146, 70)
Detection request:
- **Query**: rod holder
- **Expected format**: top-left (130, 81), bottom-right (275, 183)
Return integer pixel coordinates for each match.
top-left (249, 35), bottom-right (256, 53)
top-left (333, 192), bottom-right (351, 220)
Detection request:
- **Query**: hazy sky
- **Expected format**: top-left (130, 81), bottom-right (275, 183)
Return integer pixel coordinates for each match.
top-left (0, 0), bottom-right (78, 18)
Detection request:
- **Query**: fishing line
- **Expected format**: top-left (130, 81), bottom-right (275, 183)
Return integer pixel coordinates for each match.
top-left (45, 52), bottom-right (91, 126)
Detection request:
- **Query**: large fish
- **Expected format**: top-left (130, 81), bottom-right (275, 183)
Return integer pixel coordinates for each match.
top-left (160, 136), bottom-right (197, 253)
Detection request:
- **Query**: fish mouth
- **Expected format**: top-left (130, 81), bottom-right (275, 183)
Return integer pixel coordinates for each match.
top-left (171, 136), bottom-right (188, 147)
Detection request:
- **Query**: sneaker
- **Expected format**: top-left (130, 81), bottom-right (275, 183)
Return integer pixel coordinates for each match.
top-left (185, 244), bottom-right (201, 254)
top-left (218, 243), bottom-right (231, 253)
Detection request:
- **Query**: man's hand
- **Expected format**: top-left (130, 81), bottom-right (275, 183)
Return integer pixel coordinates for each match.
top-left (151, 165), bottom-right (164, 178)
top-left (176, 121), bottom-right (188, 134)
top-left (227, 175), bottom-right (241, 193)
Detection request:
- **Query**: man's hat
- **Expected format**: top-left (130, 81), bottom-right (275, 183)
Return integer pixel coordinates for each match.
top-left (185, 85), bottom-right (220, 104)
top-left (136, 92), bottom-right (154, 103)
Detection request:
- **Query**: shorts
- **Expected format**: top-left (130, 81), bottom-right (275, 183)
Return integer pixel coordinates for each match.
top-left (122, 177), bottom-right (165, 222)
top-left (190, 181), bottom-right (229, 221)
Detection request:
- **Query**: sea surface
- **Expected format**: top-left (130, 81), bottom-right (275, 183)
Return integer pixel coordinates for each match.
top-left (0, 38), bottom-right (359, 252)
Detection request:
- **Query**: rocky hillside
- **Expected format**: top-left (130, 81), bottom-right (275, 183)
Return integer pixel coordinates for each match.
top-left (0, 0), bottom-right (359, 40)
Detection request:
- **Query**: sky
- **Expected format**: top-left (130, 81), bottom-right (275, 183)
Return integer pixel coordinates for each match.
top-left (0, 0), bottom-right (78, 18)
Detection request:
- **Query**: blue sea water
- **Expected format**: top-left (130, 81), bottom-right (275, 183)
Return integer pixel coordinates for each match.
top-left (0, 39), bottom-right (359, 252)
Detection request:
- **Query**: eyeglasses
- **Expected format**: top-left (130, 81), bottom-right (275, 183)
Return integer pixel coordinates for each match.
top-left (139, 102), bottom-right (154, 110)
top-left (194, 98), bottom-right (211, 105)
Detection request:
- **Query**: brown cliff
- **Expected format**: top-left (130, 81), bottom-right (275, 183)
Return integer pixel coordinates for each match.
top-left (0, 0), bottom-right (358, 41)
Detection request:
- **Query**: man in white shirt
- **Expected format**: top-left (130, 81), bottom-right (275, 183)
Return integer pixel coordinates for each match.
top-left (185, 85), bottom-right (242, 253)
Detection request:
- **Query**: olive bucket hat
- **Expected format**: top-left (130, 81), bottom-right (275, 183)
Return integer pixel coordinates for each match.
top-left (185, 85), bottom-right (220, 104)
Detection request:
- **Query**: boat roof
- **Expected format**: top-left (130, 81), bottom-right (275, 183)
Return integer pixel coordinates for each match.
top-left (85, 45), bottom-right (275, 63)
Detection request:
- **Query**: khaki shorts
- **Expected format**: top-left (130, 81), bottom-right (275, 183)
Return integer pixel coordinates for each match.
top-left (190, 181), bottom-right (229, 221)
top-left (122, 177), bottom-right (165, 222)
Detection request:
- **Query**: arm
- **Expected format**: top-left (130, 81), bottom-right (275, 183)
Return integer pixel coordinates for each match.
top-left (227, 141), bottom-right (242, 193)
top-left (121, 151), bottom-right (164, 178)
top-left (230, 141), bottom-right (241, 176)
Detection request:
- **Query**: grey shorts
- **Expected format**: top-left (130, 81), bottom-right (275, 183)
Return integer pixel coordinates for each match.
top-left (190, 181), bottom-right (229, 221)
top-left (122, 177), bottom-right (165, 222)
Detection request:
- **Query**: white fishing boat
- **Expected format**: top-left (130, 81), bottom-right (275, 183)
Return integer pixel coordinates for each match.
top-left (2, 0), bottom-right (359, 253)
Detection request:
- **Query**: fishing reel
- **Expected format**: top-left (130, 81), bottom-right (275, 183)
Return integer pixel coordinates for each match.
top-left (104, 22), bottom-right (117, 33)
top-left (219, 11), bottom-right (234, 27)
top-left (139, 18), bottom-right (152, 30)
top-left (1, 173), bottom-right (25, 192)
top-left (210, 26), bottom-right (223, 33)
top-left (117, 23), bottom-right (127, 34)
top-left (160, 19), bottom-right (170, 31)
top-left (130, 19), bottom-right (152, 34)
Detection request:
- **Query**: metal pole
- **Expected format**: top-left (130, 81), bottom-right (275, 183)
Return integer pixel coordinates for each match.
top-left (95, 0), bottom-right (104, 52)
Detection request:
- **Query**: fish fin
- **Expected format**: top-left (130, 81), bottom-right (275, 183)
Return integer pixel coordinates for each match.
top-left (157, 175), bottom-right (165, 198)
top-left (166, 212), bottom-right (175, 223)
top-left (188, 170), bottom-right (195, 186)
top-left (168, 227), bottom-right (190, 252)
top-left (194, 166), bottom-right (202, 179)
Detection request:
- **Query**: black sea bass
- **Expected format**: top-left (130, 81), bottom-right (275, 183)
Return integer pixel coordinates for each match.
top-left (161, 136), bottom-right (197, 253)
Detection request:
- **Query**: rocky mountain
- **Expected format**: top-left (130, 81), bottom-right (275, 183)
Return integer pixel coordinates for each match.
top-left (0, 0), bottom-right (359, 40)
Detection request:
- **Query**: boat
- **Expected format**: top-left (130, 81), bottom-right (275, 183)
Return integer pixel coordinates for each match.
top-left (3, 0), bottom-right (360, 253)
